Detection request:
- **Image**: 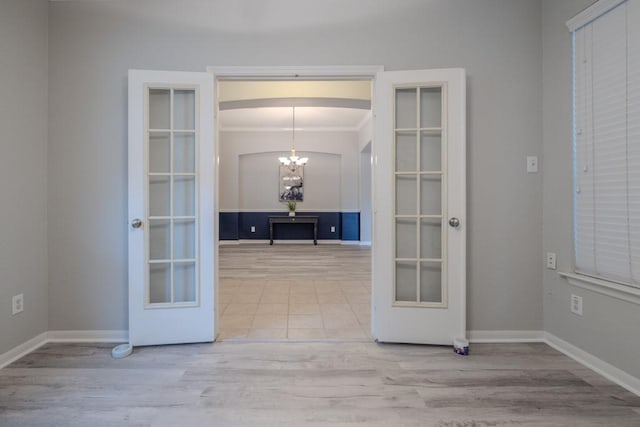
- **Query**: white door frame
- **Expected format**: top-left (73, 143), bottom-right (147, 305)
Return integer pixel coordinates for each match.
top-left (207, 66), bottom-right (467, 345)
top-left (207, 65), bottom-right (381, 339)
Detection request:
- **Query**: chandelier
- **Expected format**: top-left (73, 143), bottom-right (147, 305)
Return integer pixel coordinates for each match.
top-left (279, 106), bottom-right (308, 170)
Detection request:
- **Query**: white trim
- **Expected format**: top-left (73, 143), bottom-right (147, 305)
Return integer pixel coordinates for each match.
top-left (0, 332), bottom-right (48, 369)
top-left (218, 209), bottom-right (361, 213)
top-left (1, 330), bottom-right (128, 370)
top-left (237, 239), bottom-right (342, 245)
top-left (207, 65), bottom-right (384, 79)
top-left (559, 272), bottom-right (640, 305)
top-left (221, 126), bottom-right (362, 132)
top-left (566, 0), bottom-right (626, 31)
top-left (359, 241), bottom-right (372, 247)
top-left (47, 330), bottom-right (128, 343)
top-left (544, 332), bottom-right (640, 396)
top-left (468, 330), bottom-right (544, 343)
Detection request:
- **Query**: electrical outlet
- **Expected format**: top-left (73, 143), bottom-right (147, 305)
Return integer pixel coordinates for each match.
top-left (12, 294), bottom-right (24, 315)
top-left (527, 156), bottom-right (539, 173)
top-left (250, 226), bottom-right (256, 233)
top-left (546, 252), bottom-right (557, 269)
top-left (330, 226), bottom-right (336, 233)
top-left (571, 294), bottom-right (583, 316)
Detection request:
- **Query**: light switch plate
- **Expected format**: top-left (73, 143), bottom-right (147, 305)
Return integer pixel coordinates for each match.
top-left (527, 156), bottom-right (539, 173)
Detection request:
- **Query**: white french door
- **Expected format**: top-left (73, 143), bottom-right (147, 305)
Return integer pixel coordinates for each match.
top-left (128, 70), bottom-right (216, 346)
top-left (372, 68), bottom-right (466, 345)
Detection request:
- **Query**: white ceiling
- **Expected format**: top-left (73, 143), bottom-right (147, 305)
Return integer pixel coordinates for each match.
top-left (218, 107), bottom-right (370, 131)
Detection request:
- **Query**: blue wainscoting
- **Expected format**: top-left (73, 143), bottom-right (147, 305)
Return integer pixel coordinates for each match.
top-left (219, 212), bottom-right (239, 240)
top-left (219, 211), bottom-right (360, 242)
top-left (340, 212), bottom-right (360, 241)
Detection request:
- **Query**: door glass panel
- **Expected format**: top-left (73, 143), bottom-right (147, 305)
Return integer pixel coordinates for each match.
top-left (419, 262), bottom-right (442, 303)
top-left (149, 263), bottom-right (171, 303)
top-left (174, 133), bottom-right (196, 173)
top-left (396, 218), bottom-right (417, 259)
top-left (396, 176), bottom-right (417, 215)
top-left (149, 176), bottom-right (170, 217)
top-left (149, 89), bottom-right (170, 130)
top-left (420, 132), bottom-right (441, 172)
top-left (149, 219), bottom-right (171, 260)
top-left (173, 176), bottom-right (195, 216)
top-left (396, 132), bottom-right (417, 172)
top-left (394, 84), bottom-right (445, 306)
top-left (149, 132), bottom-right (170, 173)
top-left (145, 86), bottom-right (199, 307)
top-left (420, 87), bottom-right (442, 129)
top-left (174, 219), bottom-right (196, 259)
top-left (174, 262), bottom-right (196, 303)
top-left (395, 88), bottom-right (417, 129)
top-left (396, 261), bottom-right (417, 302)
top-left (420, 176), bottom-right (442, 215)
top-left (420, 218), bottom-right (442, 259)
top-left (173, 89), bottom-right (196, 130)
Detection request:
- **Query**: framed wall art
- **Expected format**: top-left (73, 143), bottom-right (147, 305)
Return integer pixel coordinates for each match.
top-left (279, 165), bottom-right (304, 202)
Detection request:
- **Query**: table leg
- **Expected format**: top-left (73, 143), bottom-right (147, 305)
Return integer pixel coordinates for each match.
top-left (270, 223), bottom-right (273, 245)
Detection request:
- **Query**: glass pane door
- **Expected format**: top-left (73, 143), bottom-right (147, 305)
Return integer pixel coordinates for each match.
top-left (394, 85), bottom-right (446, 307)
top-left (147, 87), bottom-right (198, 306)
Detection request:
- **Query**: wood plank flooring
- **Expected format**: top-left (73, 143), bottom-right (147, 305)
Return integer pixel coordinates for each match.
top-left (1, 342), bottom-right (639, 426)
top-left (2, 244), bottom-right (639, 425)
top-left (218, 244), bottom-right (372, 340)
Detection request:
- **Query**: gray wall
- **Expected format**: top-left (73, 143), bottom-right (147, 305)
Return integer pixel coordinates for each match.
top-left (542, 0), bottom-right (640, 379)
top-left (220, 130), bottom-right (359, 212)
top-left (358, 117), bottom-right (373, 244)
top-left (0, 0), bottom-right (49, 355)
top-left (359, 144), bottom-right (372, 245)
top-left (47, 0), bottom-right (544, 332)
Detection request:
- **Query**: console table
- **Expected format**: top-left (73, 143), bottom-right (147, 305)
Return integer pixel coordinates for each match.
top-left (268, 216), bottom-right (318, 245)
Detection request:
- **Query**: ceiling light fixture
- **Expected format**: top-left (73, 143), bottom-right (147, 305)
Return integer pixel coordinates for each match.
top-left (279, 106), bottom-right (308, 170)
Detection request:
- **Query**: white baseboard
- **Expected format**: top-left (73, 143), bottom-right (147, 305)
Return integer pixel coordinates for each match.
top-left (544, 332), bottom-right (640, 396)
top-left (468, 330), bottom-right (545, 343)
top-left (0, 332), bottom-right (49, 369)
top-left (47, 330), bottom-right (128, 343)
top-left (234, 239), bottom-right (343, 245)
top-left (1, 330), bottom-right (128, 370)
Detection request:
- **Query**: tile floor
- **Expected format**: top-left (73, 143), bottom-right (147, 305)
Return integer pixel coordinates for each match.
top-left (218, 278), bottom-right (371, 340)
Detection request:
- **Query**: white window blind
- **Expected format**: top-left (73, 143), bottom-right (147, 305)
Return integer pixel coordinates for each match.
top-left (571, 0), bottom-right (640, 288)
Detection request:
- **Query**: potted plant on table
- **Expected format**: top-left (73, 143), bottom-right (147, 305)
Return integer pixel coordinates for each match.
top-left (287, 201), bottom-right (296, 217)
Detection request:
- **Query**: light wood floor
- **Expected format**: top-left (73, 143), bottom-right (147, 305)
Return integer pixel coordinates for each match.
top-left (2, 244), bottom-right (639, 425)
top-left (218, 244), bottom-right (371, 340)
top-left (2, 342), bottom-right (639, 426)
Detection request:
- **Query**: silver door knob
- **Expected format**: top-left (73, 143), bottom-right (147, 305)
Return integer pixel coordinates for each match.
top-left (131, 218), bottom-right (143, 229)
top-left (448, 217), bottom-right (460, 228)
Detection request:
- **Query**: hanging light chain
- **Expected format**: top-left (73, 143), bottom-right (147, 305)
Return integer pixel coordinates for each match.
top-left (279, 104), bottom-right (308, 168)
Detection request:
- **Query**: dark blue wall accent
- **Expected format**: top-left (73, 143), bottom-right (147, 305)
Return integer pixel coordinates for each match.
top-left (220, 211), bottom-right (360, 241)
top-left (340, 212), bottom-right (360, 241)
top-left (219, 212), bottom-right (239, 240)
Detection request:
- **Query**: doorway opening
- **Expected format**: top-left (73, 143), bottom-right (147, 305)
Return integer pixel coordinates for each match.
top-left (214, 76), bottom-right (375, 341)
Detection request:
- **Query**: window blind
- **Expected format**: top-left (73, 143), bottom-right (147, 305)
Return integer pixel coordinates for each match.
top-left (572, 0), bottom-right (640, 288)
